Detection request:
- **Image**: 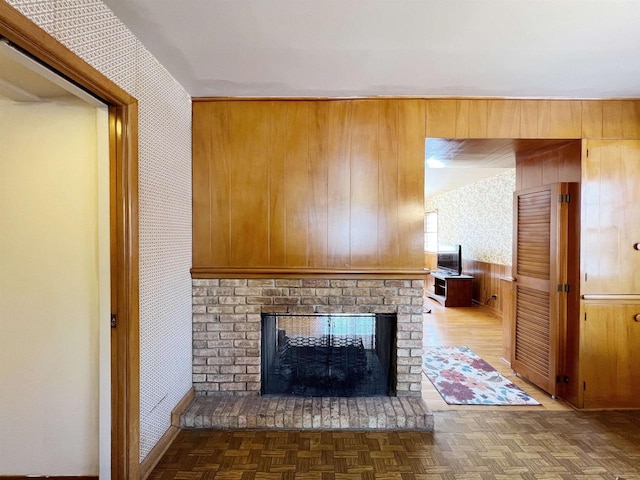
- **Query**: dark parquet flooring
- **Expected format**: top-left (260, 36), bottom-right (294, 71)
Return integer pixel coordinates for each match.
top-left (149, 409), bottom-right (640, 480)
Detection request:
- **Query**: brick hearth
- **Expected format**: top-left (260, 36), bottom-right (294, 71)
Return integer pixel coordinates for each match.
top-left (181, 396), bottom-right (433, 430)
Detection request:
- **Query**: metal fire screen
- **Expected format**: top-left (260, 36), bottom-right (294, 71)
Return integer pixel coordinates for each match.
top-left (261, 313), bottom-right (397, 396)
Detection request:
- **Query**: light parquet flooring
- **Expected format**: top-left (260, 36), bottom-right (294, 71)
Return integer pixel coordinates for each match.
top-left (150, 301), bottom-right (639, 479)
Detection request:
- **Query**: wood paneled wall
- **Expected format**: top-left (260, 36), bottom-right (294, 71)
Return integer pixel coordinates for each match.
top-left (193, 98), bottom-right (640, 277)
top-left (461, 259), bottom-right (511, 317)
top-left (424, 99), bottom-right (640, 139)
top-left (515, 140), bottom-right (582, 190)
top-left (192, 100), bottom-right (425, 275)
top-left (424, 251), bottom-right (437, 270)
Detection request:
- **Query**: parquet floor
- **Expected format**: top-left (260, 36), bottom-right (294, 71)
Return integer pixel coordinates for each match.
top-left (150, 302), bottom-right (640, 479)
top-left (149, 410), bottom-right (640, 479)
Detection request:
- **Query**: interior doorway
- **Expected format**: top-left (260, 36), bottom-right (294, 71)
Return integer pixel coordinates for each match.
top-left (0, 45), bottom-right (109, 474)
top-left (423, 137), bottom-right (581, 408)
top-left (0, 5), bottom-right (140, 477)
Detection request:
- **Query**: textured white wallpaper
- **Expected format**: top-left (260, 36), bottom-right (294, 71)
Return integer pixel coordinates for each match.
top-left (425, 170), bottom-right (515, 266)
top-left (8, 0), bottom-right (193, 461)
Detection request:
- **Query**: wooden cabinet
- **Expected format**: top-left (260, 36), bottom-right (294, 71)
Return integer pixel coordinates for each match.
top-left (426, 272), bottom-right (473, 307)
top-left (570, 140), bottom-right (640, 409)
top-left (579, 302), bottom-right (640, 409)
top-left (581, 140), bottom-right (640, 294)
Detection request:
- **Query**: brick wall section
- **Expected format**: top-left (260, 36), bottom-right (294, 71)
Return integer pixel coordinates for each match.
top-left (192, 278), bottom-right (424, 397)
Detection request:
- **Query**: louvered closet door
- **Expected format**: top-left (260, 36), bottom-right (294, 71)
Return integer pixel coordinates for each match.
top-left (512, 184), bottom-right (569, 397)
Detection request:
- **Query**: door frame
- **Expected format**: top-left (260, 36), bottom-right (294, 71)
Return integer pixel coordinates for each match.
top-left (0, 3), bottom-right (140, 478)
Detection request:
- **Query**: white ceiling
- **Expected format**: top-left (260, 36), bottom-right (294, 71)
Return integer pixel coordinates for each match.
top-left (103, 0), bottom-right (640, 99)
top-left (95, 1), bottom-right (639, 195)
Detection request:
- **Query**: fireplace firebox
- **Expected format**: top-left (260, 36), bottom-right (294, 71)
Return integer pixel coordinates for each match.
top-left (261, 313), bottom-right (397, 397)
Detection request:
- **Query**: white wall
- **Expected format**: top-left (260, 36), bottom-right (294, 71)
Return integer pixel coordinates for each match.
top-left (7, 0), bottom-right (194, 463)
top-left (0, 99), bottom-right (104, 475)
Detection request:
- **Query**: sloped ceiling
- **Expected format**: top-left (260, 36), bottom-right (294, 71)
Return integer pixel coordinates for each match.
top-left (103, 0), bottom-right (640, 98)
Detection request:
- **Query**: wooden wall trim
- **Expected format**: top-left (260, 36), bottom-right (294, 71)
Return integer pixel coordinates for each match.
top-left (170, 387), bottom-right (195, 427)
top-left (582, 294), bottom-right (640, 301)
top-left (0, 2), bottom-right (134, 105)
top-left (139, 388), bottom-right (194, 480)
top-left (0, 3), bottom-right (140, 479)
top-left (191, 267), bottom-right (428, 279)
top-left (193, 96), bottom-right (640, 102)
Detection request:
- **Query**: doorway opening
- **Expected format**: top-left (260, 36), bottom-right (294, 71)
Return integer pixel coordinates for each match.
top-left (0, 6), bottom-right (140, 477)
top-left (423, 137), bottom-right (581, 408)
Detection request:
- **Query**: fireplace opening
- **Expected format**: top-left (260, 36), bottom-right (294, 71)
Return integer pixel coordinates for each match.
top-left (261, 313), bottom-right (397, 397)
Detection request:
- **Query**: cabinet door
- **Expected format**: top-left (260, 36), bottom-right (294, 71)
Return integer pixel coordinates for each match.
top-left (582, 140), bottom-right (640, 294)
top-left (581, 303), bottom-right (640, 409)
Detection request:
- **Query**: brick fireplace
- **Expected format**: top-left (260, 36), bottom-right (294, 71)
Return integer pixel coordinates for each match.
top-left (192, 278), bottom-right (424, 396)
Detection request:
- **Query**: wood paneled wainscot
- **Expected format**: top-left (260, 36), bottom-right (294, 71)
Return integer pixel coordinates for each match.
top-left (193, 100), bottom-right (425, 276)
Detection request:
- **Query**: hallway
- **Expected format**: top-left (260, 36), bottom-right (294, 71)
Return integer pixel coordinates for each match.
top-left (421, 299), bottom-right (571, 411)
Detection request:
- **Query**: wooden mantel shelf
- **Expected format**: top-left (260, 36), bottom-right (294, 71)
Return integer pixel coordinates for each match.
top-left (191, 267), bottom-right (429, 279)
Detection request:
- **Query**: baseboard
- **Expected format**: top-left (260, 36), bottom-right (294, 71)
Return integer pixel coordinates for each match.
top-left (139, 387), bottom-right (194, 480)
top-left (171, 387), bottom-right (195, 427)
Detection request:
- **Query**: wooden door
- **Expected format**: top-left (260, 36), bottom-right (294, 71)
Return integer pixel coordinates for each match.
top-left (580, 303), bottom-right (640, 409)
top-left (582, 140), bottom-right (640, 294)
top-left (512, 183), bottom-right (571, 396)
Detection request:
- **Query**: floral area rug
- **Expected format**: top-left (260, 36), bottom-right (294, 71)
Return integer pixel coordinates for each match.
top-left (423, 345), bottom-right (541, 405)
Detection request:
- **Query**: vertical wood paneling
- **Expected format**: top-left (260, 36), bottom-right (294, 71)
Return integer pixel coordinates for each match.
top-left (327, 101), bottom-right (352, 268)
top-left (581, 100), bottom-right (603, 138)
top-left (454, 100), bottom-right (470, 137)
top-left (194, 102), bottom-right (232, 267)
top-left (520, 100), bottom-right (539, 138)
top-left (500, 278), bottom-right (515, 364)
top-left (398, 100), bottom-right (426, 268)
top-left (518, 157), bottom-right (543, 189)
top-left (192, 102), bottom-right (213, 267)
top-left (228, 102), bottom-right (270, 266)
top-left (622, 100), bottom-right (640, 138)
top-left (603, 101), bottom-right (624, 138)
top-left (582, 140), bottom-right (640, 294)
top-left (308, 103), bottom-right (329, 267)
top-left (580, 140), bottom-right (602, 293)
top-left (268, 102), bottom-right (287, 266)
top-left (462, 259), bottom-right (509, 315)
top-left (378, 100), bottom-right (400, 265)
top-left (350, 100), bottom-right (380, 267)
top-left (468, 100), bottom-right (488, 138)
top-left (516, 141), bottom-right (581, 190)
top-left (617, 141), bottom-right (640, 291)
top-left (284, 102), bottom-right (310, 267)
top-left (192, 97), bottom-right (640, 276)
top-left (425, 99), bottom-right (456, 137)
top-left (541, 153), bottom-right (560, 186)
top-left (487, 100), bottom-right (521, 137)
top-left (538, 100), bottom-right (582, 138)
top-left (558, 142), bottom-right (583, 182)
